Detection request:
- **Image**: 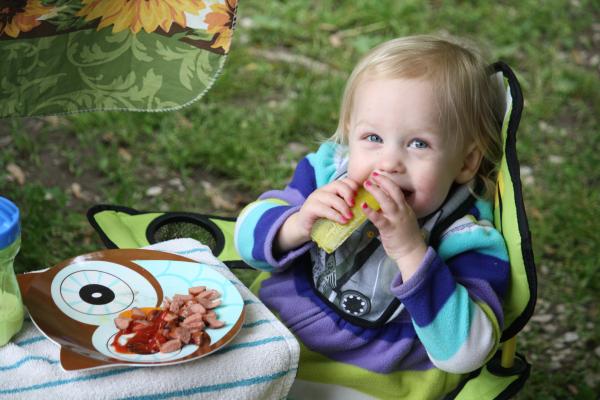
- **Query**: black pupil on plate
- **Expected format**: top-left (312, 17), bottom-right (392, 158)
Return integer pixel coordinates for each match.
top-left (79, 284), bottom-right (115, 305)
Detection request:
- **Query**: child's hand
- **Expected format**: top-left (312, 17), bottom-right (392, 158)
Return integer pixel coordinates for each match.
top-left (297, 178), bottom-right (360, 236)
top-left (275, 178), bottom-right (360, 253)
top-left (361, 172), bottom-right (427, 281)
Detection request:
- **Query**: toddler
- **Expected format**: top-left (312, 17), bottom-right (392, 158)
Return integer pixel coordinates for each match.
top-left (235, 34), bottom-right (510, 399)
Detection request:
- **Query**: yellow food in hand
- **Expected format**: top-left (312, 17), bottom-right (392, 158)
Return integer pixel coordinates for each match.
top-left (310, 188), bottom-right (380, 253)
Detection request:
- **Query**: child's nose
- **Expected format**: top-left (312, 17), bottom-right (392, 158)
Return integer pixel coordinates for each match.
top-left (378, 154), bottom-right (406, 174)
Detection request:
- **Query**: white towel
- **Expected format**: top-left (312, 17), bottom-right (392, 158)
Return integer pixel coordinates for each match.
top-left (0, 238), bottom-right (299, 399)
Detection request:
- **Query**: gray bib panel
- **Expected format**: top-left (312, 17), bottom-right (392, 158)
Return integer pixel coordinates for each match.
top-left (310, 221), bottom-right (404, 324)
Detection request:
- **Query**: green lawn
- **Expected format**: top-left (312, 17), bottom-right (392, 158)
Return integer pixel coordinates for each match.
top-left (1, 1), bottom-right (599, 398)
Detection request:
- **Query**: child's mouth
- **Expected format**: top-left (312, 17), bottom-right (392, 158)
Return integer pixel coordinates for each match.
top-left (401, 189), bottom-right (413, 199)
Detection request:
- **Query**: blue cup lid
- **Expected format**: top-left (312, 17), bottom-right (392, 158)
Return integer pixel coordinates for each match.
top-left (0, 196), bottom-right (20, 249)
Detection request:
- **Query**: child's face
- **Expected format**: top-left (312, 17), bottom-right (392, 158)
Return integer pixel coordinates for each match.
top-left (347, 77), bottom-right (468, 218)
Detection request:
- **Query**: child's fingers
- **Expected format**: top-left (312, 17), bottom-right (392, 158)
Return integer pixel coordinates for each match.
top-left (327, 178), bottom-right (359, 207)
top-left (339, 177), bottom-right (361, 192)
top-left (341, 178), bottom-right (361, 206)
top-left (317, 205), bottom-right (350, 224)
top-left (363, 179), bottom-right (396, 214)
top-left (370, 173), bottom-right (407, 209)
top-left (303, 201), bottom-right (346, 225)
top-left (314, 192), bottom-right (354, 221)
top-left (360, 200), bottom-right (385, 226)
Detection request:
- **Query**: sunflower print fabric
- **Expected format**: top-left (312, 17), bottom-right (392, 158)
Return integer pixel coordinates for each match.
top-left (0, 0), bottom-right (237, 117)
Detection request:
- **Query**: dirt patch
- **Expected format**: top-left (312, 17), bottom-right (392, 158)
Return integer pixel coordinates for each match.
top-left (3, 116), bottom-right (253, 217)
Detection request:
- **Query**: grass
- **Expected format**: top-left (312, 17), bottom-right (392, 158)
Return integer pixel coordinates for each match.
top-left (1, 0), bottom-right (599, 398)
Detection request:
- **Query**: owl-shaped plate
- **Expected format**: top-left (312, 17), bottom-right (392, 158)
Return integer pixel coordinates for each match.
top-left (16, 249), bottom-right (245, 371)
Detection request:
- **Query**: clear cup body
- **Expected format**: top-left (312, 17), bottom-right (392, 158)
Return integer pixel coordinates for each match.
top-left (0, 235), bottom-right (24, 346)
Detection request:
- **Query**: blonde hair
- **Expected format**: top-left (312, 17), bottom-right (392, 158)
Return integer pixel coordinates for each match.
top-left (332, 34), bottom-right (503, 200)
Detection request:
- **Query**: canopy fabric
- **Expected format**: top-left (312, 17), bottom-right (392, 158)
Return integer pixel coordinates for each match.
top-left (0, 0), bottom-right (237, 118)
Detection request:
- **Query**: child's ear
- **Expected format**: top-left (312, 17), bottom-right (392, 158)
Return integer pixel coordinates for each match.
top-left (455, 143), bottom-right (483, 184)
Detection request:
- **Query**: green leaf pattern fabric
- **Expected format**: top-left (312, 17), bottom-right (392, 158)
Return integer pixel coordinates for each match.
top-left (0, 0), bottom-right (237, 117)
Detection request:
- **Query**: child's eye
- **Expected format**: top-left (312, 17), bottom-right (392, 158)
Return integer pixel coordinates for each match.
top-left (366, 134), bottom-right (383, 143)
top-left (408, 139), bottom-right (428, 149)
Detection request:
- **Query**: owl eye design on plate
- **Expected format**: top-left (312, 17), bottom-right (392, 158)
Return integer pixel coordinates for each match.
top-left (60, 270), bottom-right (132, 314)
top-left (51, 261), bottom-right (158, 326)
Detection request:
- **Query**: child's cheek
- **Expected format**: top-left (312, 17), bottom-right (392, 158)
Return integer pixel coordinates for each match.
top-left (412, 181), bottom-right (439, 217)
top-left (347, 165), bottom-right (369, 185)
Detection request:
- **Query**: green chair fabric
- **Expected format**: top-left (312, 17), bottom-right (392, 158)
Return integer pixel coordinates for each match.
top-left (490, 62), bottom-right (537, 342)
top-left (87, 204), bottom-right (245, 268)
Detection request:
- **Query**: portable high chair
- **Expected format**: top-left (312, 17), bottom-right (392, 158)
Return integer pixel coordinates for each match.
top-left (88, 62), bottom-right (536, 399)
top-left (440, 61), bottom-right (536, 399)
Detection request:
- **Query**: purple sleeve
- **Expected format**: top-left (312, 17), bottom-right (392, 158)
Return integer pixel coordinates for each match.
top-left (237, 156), bottom-right (319, 270)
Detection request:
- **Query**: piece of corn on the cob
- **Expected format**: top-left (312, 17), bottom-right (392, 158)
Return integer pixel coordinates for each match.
top-left (310, 188), bottom-right (380, 253)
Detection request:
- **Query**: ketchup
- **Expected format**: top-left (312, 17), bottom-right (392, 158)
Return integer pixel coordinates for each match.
top-left (112, 309), bottom-right (170, 354)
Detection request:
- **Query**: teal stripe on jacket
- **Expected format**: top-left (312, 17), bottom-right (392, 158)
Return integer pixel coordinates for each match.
top-left (234, 200), bottom-right (287, 271)
top-left (305, 141), bottom-right (339, 187)
top-left (437, 218), bottom-right (509, 262)
top-left (413, 285), bottom-right (473, 361)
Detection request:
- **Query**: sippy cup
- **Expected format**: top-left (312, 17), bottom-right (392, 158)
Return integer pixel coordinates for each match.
top-left (0, 196), bottom-right (24, 346)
